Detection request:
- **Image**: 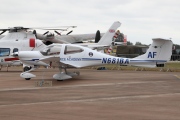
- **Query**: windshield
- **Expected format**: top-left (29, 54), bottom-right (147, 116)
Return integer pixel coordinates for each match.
top-left (40, 46), bottom-right (61, 56)
top-left (0, 48), bottom-right (10, 57)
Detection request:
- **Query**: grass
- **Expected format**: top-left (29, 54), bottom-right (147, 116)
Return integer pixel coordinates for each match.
top-left (166, 62), bottom-right (180, 68)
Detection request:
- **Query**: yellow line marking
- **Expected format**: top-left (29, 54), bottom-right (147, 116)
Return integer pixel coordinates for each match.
top-left (174, 75), bottom-right (180, 79)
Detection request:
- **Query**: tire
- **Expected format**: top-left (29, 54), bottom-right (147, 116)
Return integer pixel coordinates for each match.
top-left (25, 78), bottom-right (31, 80)
top-left (23, 66), bottom-right (31, 72)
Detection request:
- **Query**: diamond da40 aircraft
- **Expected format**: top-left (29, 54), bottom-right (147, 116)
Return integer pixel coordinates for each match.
top-left (14, 38), bottom-right (172, 80)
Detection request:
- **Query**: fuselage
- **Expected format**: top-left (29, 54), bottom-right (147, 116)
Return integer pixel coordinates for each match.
top-left (17, 44), bottom-right (167, 68)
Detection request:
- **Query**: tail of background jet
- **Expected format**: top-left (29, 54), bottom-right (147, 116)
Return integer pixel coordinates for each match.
top-left (97, 21), bottom-right (121, 45)
top-left (131, 38), bottom-right (173, 67)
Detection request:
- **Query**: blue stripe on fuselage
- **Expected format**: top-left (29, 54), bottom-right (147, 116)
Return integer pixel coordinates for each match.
top-left (130, 60), bottom-right (167, 62)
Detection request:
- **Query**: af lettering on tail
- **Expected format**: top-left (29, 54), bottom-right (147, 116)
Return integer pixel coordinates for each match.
top-left (148, 52), bottom-right (157, 58)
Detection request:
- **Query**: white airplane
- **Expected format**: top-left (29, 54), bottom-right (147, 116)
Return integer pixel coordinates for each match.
top-left (0, 21), bottom-right (120, 71)
top-left (35, 26), bottom-right (105, 44)
top-left (0, 32), bottom-right (101, 44)
top-left (2, 25), bottom-right (101, 44)
top-left (36, 32), bottom-right (104, 44)
top-left (15, 38), bottom-right (172, 80)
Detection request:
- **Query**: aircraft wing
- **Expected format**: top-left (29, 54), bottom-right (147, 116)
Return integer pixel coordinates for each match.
top-left (39, 55), bottom-right (59, 62)
top-left (50, 33), bottom-right (104, 44)
top-left (37, 32), bottom-right (104, 44)
top-left (37, 55), bottom-right (77, 68)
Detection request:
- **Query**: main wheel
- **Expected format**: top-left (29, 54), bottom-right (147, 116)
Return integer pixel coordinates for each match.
top-left (25, 78), bottom-right (31, 80)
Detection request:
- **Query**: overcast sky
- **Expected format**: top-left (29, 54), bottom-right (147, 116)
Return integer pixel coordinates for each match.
top-left (0, 0), bottom-right (180, 45)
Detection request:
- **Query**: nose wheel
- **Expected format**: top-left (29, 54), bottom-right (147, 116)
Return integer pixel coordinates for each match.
top-left (23, 66), bottom-right (32, 72)
top-left (20, 67), bottom-right (37, 80)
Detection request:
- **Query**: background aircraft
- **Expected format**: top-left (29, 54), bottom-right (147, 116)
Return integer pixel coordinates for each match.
top-left (0, 25), bottom-right (99, 44)
top-left (0, 27), bottom-right (46, 71)
top-left (15, 38), bottom-right (172, 80)
top-left (36, 31), bottom-right (105, 45)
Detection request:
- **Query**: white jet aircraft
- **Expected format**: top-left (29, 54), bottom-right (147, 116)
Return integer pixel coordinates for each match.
top-left (15, 38), bottom-right (172, 80)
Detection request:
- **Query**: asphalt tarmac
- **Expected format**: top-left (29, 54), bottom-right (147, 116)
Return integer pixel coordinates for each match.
top-left (0, 67), bottom-right (180, 120)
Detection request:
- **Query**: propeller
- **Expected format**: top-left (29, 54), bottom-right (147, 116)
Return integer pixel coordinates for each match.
top-left (43, 31), bottom-right (49, 35)
top-left (54, 30), bottom-right (61, 35)
top-left (54, 30), bottom-right (73, 36)
top-left (95, 30), bottom-right (101, 43)
top-left (66, 30), bottom-right (73, 35)
top-left (0, 30), bottom-right (6, 35)
top-left (32, 30), bottom-right (37, 38)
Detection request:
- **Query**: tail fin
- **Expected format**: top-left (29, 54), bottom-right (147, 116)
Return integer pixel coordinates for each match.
top-left (134, 38), bottom-right (173, 63)
top-left (98, 21), bottom-right (121, 45)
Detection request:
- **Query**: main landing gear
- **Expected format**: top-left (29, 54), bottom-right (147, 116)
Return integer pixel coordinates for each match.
top-left (53, 67), bottom-right (80, 81)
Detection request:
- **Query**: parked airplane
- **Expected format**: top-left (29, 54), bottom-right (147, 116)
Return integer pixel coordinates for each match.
top-left (35, 26), bottom-right (105, 45)
top-left (15, 38), bottom-right (172, 80)
top-left (0, 28), bottom-right (46, 71)
top-left (36, 32), bottom-right (104, 44)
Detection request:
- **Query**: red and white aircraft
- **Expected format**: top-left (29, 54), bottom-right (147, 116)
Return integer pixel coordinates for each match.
top-left (0, 27), bottom-right (46, 71)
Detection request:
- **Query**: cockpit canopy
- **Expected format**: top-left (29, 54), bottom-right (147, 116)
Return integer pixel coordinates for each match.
top-left (40, 44), bottom-right (84, 56)
top-left (40, 45), bottom-right (62, 56)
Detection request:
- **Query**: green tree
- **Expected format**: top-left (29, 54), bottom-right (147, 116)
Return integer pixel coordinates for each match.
top-left (135, 41), bottom-right (142, 45)
top-left (127, 41), bottom-right (133, 45)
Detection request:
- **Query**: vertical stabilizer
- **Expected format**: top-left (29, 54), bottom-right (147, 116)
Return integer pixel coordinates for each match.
top-left (98, 21), bottom-right (121, 45)
top-left (133, 38), bottom-right (172, 63)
